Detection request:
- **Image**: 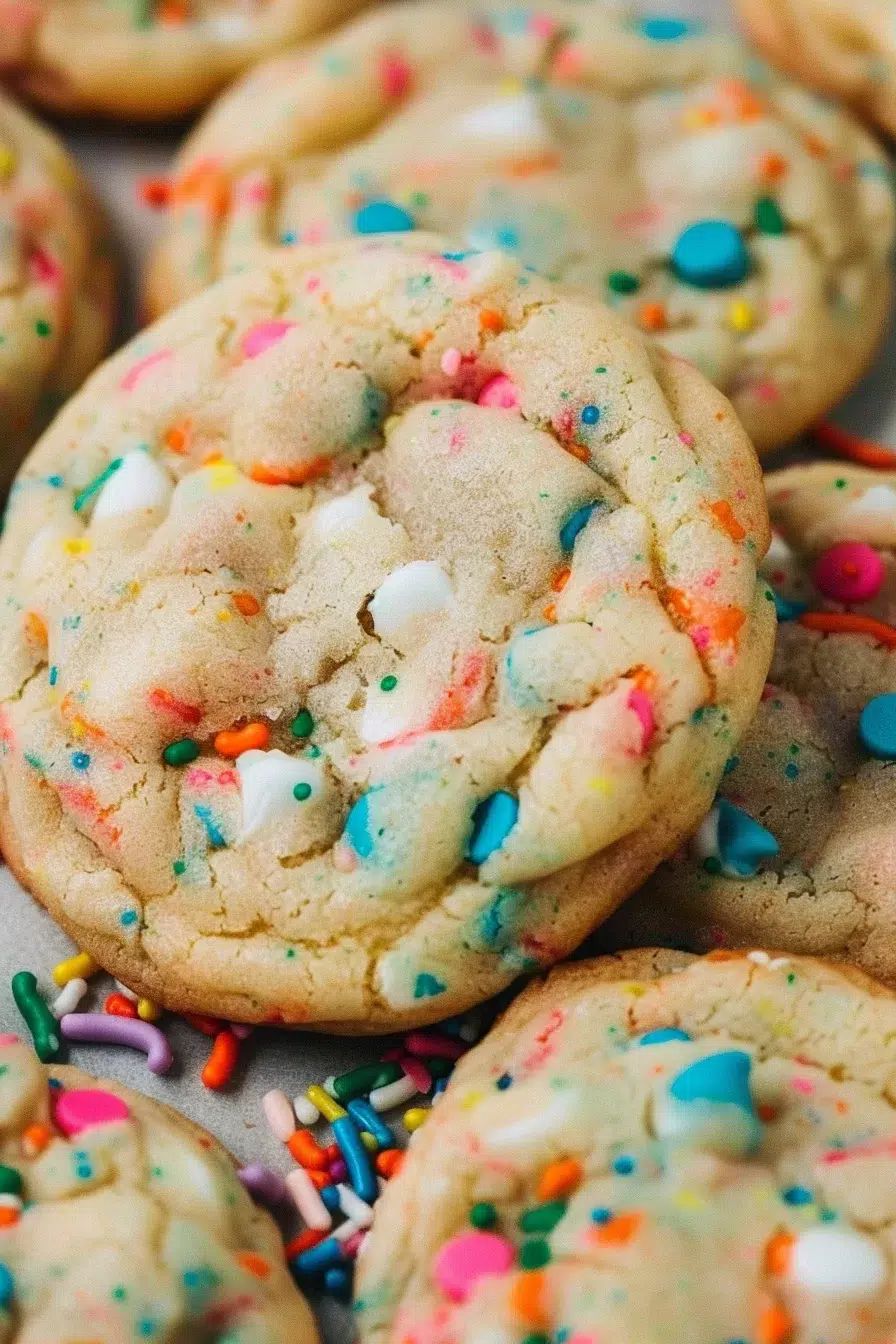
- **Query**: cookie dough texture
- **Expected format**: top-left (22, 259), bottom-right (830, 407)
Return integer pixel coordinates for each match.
top-left (0, 239), bottom-right (774, 1030)
top-left (0, 1036), bottom-right (315, 1342)
top-left (739, 0), bottom-right (896, 138)
top-left (146, 0), bottom-right (896, 453)
top-left (0, 90), bottom-right (114, 493)
top-left (0, 0), bottom-right (369, 120)
top-left (604, 461), bottom-right (896, 985)
top-left (357, 949), bottom-right (896, 1344)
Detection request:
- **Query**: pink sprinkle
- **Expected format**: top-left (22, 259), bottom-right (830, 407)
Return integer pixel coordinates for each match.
top-left (752, 379), bottom-right (780, 403)
top-left (477, 374), bottom-right (520, 410)
top-left (306, 276), bottom-right (321, 293)
top-left (689, 626), bottom-right (711, 650)
top-left (378, 52), bottom-right (414, 100)
top-left (470, 20), bottom-right (499, 53)
top-left (120, 349), bottom-right (171, 393)
top-left (404, 1031), bottom-right (466, 1060)
top-left (768, 298), bottom-right (793, 317)
top-left (29, 245), bottom-right (62, 288)
top-left (791, 1076), bottom-right (814, 1095)
top-left (679, 431), bottom-right (694, 446)
top-left (433, 1232), bottom-right (515, 1302)
top-left (551, 42), bottom-right (582, 78)
top-left (813, 542), bottom-right (885, 605)
top-left (241, 321), bottom-right (296, 360)
top-left (627, 688), bottom-right (656, 753)
top-left (399, 1055), bottom-right (432, 1092)
top-left (238, 175), bottom-right (272, 206)
top-left (0, 1034), bottom-right (20, 1046)
top-left (440, 347), bottom-right (462, 377)
top-left (529, 13), bottom-right (558, 37)
top-left (55, 1088), bottom-right (131, 1136)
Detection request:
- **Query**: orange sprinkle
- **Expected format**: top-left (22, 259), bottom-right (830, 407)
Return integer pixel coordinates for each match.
top-left (24, 610), bottom-right (47, 646)
top-left (149, 687), bottom-right (202, 726)
top-left (812, 419), bottom-right (896, 468)
top-left (201, 1029), bottom-right (240, 1090)
top-left (170, 162), bottom-right (230, 218)
top-left (638, 302), bottom-right (667, 332)
top-left (164, 421), bottom-right (191, 454)
top-left (412, 329), bottom-right (435, 353)
top-left (764, 1232), bottom-right (795, 1275)
top-left (537, 1157), bottom-right (583, 1202)
top-left (758, 1303), bottom-right (793, 1344)
top-left (0, 1208), bottom-right (20, 1228)
top-left (758, 151), bottom-right (788, 184)
top-left (183, 1012), bottom-right (222, 1036)
top-left (376, 1148), bottom-right (405, 1178)
top-left (706, 949), bottom-right (743, 961)
top-left (479, 309), bottom-right (505, 334)
top-left (591, 1210), bottom-right (642, 1246)
top-left (551, 566), bottom-right (571, 593)
top-left (249, 457), bottom-right (331, 486)
top-left (21, 1123), bottom-right (52, 1157)
top-left (307, 1169), bottom-right (332, 1190)
top-left (157, 0), bottom-right (188, 21)
top-left (214, 722), bottom-right (270, 757)
top-left (236, 1251), bottom-right (270, 1279)
top-left (509, 1270), bottom-right (549, 1329)
top-left (798, 610), bottom-right (896, 648)
top-left (232, 592), bottom-right (261, 617)
top-left (757, 1102), bottom-right (778, 1123)
top-left (202, 450), bottom-right (223, 465)
top-left (564, 441), bottom-right (590, 464)
top-left (104, 992), bottom-right (138, 1019)
top-left (709, 499), bottom-right (746, 542)
top-left (285, 1228), bottom-right (326, 1258)
top-left (804, 132), bottom-right (829, 158)
top-left (138, 177), bottom-right (171, 209)
top-left (287, 1129), bottom-right (328, 1171)
top-left (542, 602), bottom-right (557, 623)
top-left (505, 152), bottom-right (561, 177)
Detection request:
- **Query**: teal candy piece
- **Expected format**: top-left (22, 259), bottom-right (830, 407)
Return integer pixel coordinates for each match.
top-left (771, 590), bottom-right (808, 622)
top-left (354, 201), bottom-right (415, 235)
top-left (859, 693), bottom-right (896, 760)
top-left (638, 1027), bottom-right (691, 1046)
top-left (0, 1263), bottom-right (11, 1310)
top-left (639, 16), bottom-right (696, 39)
top-left (671, 221), bottom-right (751, 289)
top-left (466, 791), bottom-right (519, 865)
top-left (717, 798), bottom-right (779, 877)
top-left (559, 502), bottom-right (600, 552)
top-left (344, 791), bottom-right (375, 858)
top-left (669, 1049), bottom-right (755, 1113)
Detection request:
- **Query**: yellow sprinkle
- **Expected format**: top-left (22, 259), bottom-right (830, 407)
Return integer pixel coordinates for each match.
top-left (216, 609), bottom-right (233, 622)
top-left (70, 718), bottom-right (87, 740)
top-left (52, 952), bottom-right (99, 987)
top-left (498, 76), bottom-right (524, 96)
top-left (673, 1189), bottom-right (705, 1211)
top-left (623, 982), bottom-right (647, 997)
top-left (403, 1107), bottom-right (428, 1132)
top-left (460, 1090), bottom-right (484, 1111)
top-left (63, 538), bottom-right (91, 556)
top-left (306, 1084), bottom-right (346, 1123)
top-left (205, 460), bottom-right (239, 491)
top-left (137, 998), bottom-right (162, 1022)
top-left (727, 299), bottom-right (754, 333)
top-left (360, 1131), bottom-right (378, 1153)
top-left (0, 146), bottom-right (17, 180)
top-left (588, 776), bottom-right (614, 795)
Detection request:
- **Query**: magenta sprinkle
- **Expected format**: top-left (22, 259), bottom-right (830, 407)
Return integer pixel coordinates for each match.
top-left (238, 1163), bottom-right (289, 1206)
top-left (404, 1030), bottom-right (467, 1060)
top-left (342, 1229), bottom-right (366, 1258)
top-left (60, 1012), bottom-right (173, 1075)
top-left (398, 1054), bottom-right (432, 1092)
top-left (328, 1159), bottom-right (348, 1183)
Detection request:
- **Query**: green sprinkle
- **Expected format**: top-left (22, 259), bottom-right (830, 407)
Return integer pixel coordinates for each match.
top-left (73, 457), bottom-right (123, 513)
top-left (521, 1335), bottom-right (550, 1344)
top-left (518, 1239), bottom-right (551, 1270)
top-left (470, 1201), bottom-right (498, 1229)
top-left (11, 971), bottom-right (61, 1062)
top-left (35, 319), bottom-right (51, 338)
top-left (290, 709), bottom-right (314, 738)
top-left (0, 1165), bottom-right (22, 1197)
top-left (293, 782), bottom-right (312, 801)
top-left (332, 1061), bottom-right (403, 1102)
top-left (519, 1201), bottom-right (567, 1234)
top-left (380, 675), bottom-right (398, 692)
top-left (606, 270), bottom-right (640, 295)
top-left (173, 859), bottom-right (186, 876)
top-left (755, 197), bottom-right (786, 235)
top-left (163, 738), bottom-right (199, 767)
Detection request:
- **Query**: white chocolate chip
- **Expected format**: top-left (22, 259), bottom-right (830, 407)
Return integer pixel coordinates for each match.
top-left (368, 561), bottom-right (453, 646)
top-left (236, 747), bottom-right (327, 839)
top-left (92, 450), bottom-right (173, 522)
top-left (310, 484), bottom-right (379, 541)
top-left (791, 1227), bottom-right (888, 1299)
top-left (457, 91), bottom-right (553, 153)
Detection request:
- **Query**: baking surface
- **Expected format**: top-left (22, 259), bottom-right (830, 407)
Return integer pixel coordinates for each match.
top-left (2, 1), bottom-right (896, 1338)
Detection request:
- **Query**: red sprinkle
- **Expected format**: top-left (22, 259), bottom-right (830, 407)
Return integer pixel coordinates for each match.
top-left (404, 1030), bottom-right (467, 1060)
top-left (104, 992), bottom-right (138, 1019)
top-left (201, 1029), bottom-right (240, 1090)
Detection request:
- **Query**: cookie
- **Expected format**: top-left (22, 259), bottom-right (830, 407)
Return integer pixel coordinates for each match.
top-left (356, 947), bottom-right (896, 1344)
top-left (0, 90), bottom-right (114, 493)
top-left (0, 1033), bottom-right (316, 1342)
top-left (739, 0), bottom-right (896, 138)
top-left (602, 460), bottom-right (896, 985)
top-left (0, 237), bottom-right (774, 1030)
top-left (0, 0), bottom-right (369, 120)
top-left (145, 0), bottom-right (896, 453)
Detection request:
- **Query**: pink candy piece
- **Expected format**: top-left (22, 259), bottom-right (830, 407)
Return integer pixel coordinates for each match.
top-left (433, 1231), bottom-right (516, 1302)
top-left (241, 320), bottom-right (296, 360)
top-left (813, 542), bottom-right (885, 604)
top-left (477, 374), bottom-right (520, 410)
top-left (627, 688), bottom-right (655, 753)
top-left (0, 1034), bottom-right (20, 1047)
top-left (55, 1088), bottom-right (131, 1137)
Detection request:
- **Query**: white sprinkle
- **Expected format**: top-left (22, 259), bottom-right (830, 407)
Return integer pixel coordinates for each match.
top-left (336, 1184), bottom-right (374, 1227)
top-left (293, 1095), bottom-right (321, 1127)
top-left (262, 1088), bottom-right (296, 1143)
top-left (0, 1195), bottom-right (22, 1213)
top-left (332, 1216), bottom-right (365, 1243)
top-left (52, 978), bottom-right (88, 1017)
top-left (369, 1075), bottom-right (419, 1112)
top-left (285, 1167), bottom-right (332, 1231)
top-left (323, 1075), bottom-right (338, 1098)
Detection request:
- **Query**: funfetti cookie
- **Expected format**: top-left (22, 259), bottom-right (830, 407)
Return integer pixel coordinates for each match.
top-left (356, 948), bottom-right (896, 1344)
top-left (0, 0), bottom-right (369, 121)
top-left (0, 237), bottom-right (775, 1031)
top-left (739, 0), bottom-right (896, 139)
top-left (0, 90), bottom-right (114, 493)
top-left (145, 0), bottom-right (896, 454)
top-left (602, 460), bottom-right (896, 985)
top-left (0, 1034), bottom-right (316, 1342)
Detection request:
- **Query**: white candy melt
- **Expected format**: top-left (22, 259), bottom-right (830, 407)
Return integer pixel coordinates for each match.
top-left (368, 562), bottom-right (453, 645)
top-left (791, 1227), bottom-right (888, 1299)
top-left (236, 748), bottom-right (326, 839)
top-left (847, 485), bottom-right (896, 515)
top-left (92, 450), bottom-right (173, 522)
top-left (458, 92), bottom-right (553, 152)
top-left (310, 485), bottom-right (378, 541)
top-left (691, 804), bottom-right (720, 864)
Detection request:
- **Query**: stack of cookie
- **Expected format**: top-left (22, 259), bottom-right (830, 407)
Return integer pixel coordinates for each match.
top-left (1, 2), bottom-right (896, 1340)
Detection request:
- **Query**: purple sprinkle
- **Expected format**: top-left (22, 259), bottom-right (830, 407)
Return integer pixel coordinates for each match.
top-left (60, 1013), bottom-right (173, 1075)
top-left (328, 1159), bottom-right (348, 1183)
top-left (238, 1163), bottom-right (289, 1206)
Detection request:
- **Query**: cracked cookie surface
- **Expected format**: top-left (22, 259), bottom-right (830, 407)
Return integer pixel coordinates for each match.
top-left (357, 948), bottom-right (896, 1344)
top-left (0, 1035), bottom-right (315, 1342)
top-left (146, 0), bottom-right (896, 453)
top-left (0, 89), bottom-right (114, 492)
top-left (0, 0), bottom-right (368, 120)
top-left (604, 461), bottom-right (896, 986)
top-left (0, 238), bottom-right (773, 1030)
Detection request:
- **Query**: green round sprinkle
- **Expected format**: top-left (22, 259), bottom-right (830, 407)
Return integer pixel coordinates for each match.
top-left (470, 1201), bottom-right (498, 1229)
top-left (0, 1166), bottom-right (22, 1198)
top-left (293, 782), bottom-right (312, 802)
top-left (518, 1239), bottom-right (551, 1270)
top-left (173, 859), bottom-right (186, 876)
top-left (519, 1200), bottom-right (567, 1234)
top-left (35, 320), bottom-right (51, 338)
top-left (380, 675), bottom-right (398, 692)
top-left (755, 197), bottom-right (786, 235)
top-left (11, 971), bottom-right (61, 1063)
top-left (163, 738), bottom-right (199, 767)
top-left (521, 1335), bottom-right (550, 1344)
top-left (606, 269), bottom-right (640, 295)
top-left (291, 709), bottom-right (314, 738)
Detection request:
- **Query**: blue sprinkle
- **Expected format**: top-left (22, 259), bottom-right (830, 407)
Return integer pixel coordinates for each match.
top-left (723, 755), bottom-right (740, 775)
top-left (354, 201), bottom-right (415, 235)
top-left (280, 231), bottom-right (297, 245)
top-left (613, 1155), bottom-right (636, 1175)
top-left (413, 972), bottom-right (446, 999)
top-left (717, 797), bottom-right (779, 877)
top-left (782, 1185), bottom-right (814, 1206)
top-left (559, 502), bottom-right (599, 552)
top-left (772, 590), bottom-right (808, 621)
top-left (71, 752), bottom-right (90, 771)
top-left (194, 804), bottom-right (227, 850)
top-left (120, 910), bottom-right (138, 928)
top-left (590, 1207), bottom-right (613, 1224)
top-left (859, 693), bottom-right (896, 760)
top-left (496, 1072), bottom-right (513, 1090)
top-left (639, 16), bottom-right (696, 40)
top-left (638, 1027), bottom-right (692, 1046)
top-left (47, 474), bottom-right (64, 488)
top-left (321, 1185), bottom-right (342, 1212)
top-left (784, 762), bottom-right (799, 779)
top-left (292, 1237), bottom-right (343, 1276)
top-left (671, 221), bottom-right (751, 289)
top-left (323, 1265), bottom-right (353, 1301)
top-left (434, 1077), bottom-right (449, 1095)
top-left (347, 1098), bottom-right (394, 1149)
top-left (333, 1116), bottom-right (378, 1203)
top-left (466, 791), bottom-right (519, 865)
top-left (581, 404), bottom-right (600, 425)
top-left (669, 1050), bottom-right (755, 1113)
top-left (48, 666), bottom-right (58, 686)
top-left (0, 1263), bottom-right (13, 1309)
top-left (344, 791), bottom-right (375, 859)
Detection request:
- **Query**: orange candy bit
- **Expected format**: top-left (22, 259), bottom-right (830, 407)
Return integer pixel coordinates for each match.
top-left (307, 1169), bottom-right (332, 1190)
top-left (798, 611), bottom-right (896, 649)
top-left (21, 1123), bottom-right (52, 1157)
top-left (214, 722), bottom-right (270, 758)
top-left (236, 1251), bottom-right (271, 1279)
top-left (564, 441), bottom-right (590, 464)
top-left (164, 422), bottom-right (191, 454)
top-left (285, 1228), bottom-right (326, 1258)
top-left (709, 499), bottom-right (746, 542)
top-left (812, 419), bottom-right (896, 468)
top-left (509, 1270), bottom-right (549, 1329)
top-left (171, 162), bottom-right (230, 218)
top-left (758, 151), bottom-right (788, 184)
top-left (287, 1129), bottom-right (328, 1171)
top-left (232, 592), bottom-right (261, 617)
top-left (537, 1157), bottom-right (583, 1202)
top-left (105, 992), bottom-right (138, 1019)
top-left (0, 1207), bottom-right (20, 1228)
top-left (551, 566), bottom-right (571, 594)
top-left (479, 309), bottom-right (505, 333)
top-left (23, 611), bottom-right (47, 646)
top-left (758, 1303), bottom-right (794, 1344)
top-left (201, 1029), bottom-right (240, 1090)
top-left (765, 1232), bottom-right (795, 1275)
top-left (249, 457), bottom-right (331, 486)
top-left (591, 1210), bottom-right (643, 1246)
top-left (376, 1148), bottom-right (405, 1178)
top-left (638, 302), bottom-right (667, 332)
top-left (138, 177), bottom-right (171, 209)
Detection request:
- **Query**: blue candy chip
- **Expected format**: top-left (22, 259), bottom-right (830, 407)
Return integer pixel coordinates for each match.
top-left (638, 1027), bottom-right (692, 1046)
top-left (0, 1263), bottom-right (12, 1310)
top-left (671, 220), bottom-right (751, 289)
top-left (669, 1049), bottom-right (755, 1114)
top-left (859, 693), bottom-right (896, 760)
top-left (771, 590), bottom-right (808, 622)
top-left (716, 797), bottom-right (779, 877)
top-left (639, 16), bottom-right (695, 40)
top-left (466, 791), bottom-right (519, 865)
top-left (354, 200), bottom-right (415, 235)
